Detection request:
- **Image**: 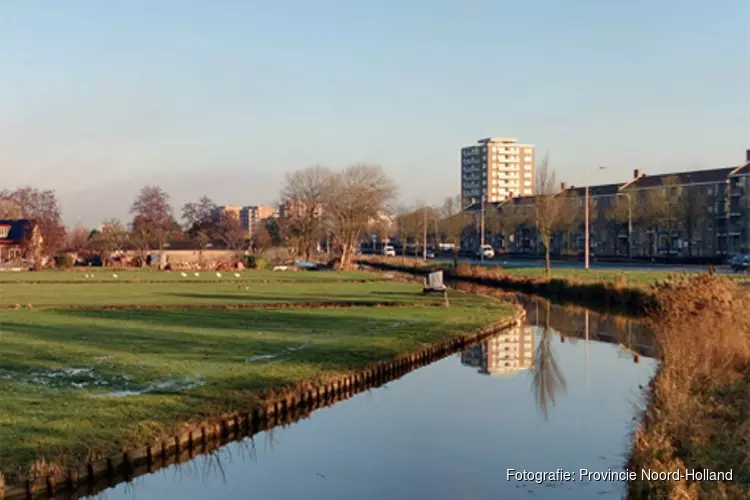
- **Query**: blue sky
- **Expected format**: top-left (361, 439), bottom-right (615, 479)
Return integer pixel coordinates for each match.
top-left (2, 0), bottom-right (748, 226)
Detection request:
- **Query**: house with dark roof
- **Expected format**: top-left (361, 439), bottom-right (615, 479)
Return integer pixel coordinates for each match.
top-left (0, 219), bottom-right (41, 263)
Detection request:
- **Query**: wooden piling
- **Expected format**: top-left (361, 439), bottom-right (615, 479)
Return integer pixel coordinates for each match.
top-left (45, 475), bottom-right (56, 496)
top-left (67, 468), bottom-right (79, 491)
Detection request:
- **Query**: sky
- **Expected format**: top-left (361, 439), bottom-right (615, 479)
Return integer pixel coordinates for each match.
top-left (2, 0), bottom-right (749, 227)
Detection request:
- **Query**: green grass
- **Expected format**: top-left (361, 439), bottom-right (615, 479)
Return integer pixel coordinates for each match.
top-left (0, 268), bottom-right (378, 283)
top-left (499, 267), bottom-right (672, 285)
top-left (0, 276), bottom-right (513, 480)
top-left (1, 281), bottom-right (441, 308)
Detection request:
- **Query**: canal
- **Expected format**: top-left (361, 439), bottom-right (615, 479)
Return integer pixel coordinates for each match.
top-left (84, 293), bottom-right (657, 500)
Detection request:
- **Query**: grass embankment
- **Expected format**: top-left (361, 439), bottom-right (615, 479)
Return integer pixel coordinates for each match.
top-left (629, 274), bottom-right (750, 499)
top-left (359, 257), bottom-right (659, 312)
top-left (0, 270), bottom-right (514, 482)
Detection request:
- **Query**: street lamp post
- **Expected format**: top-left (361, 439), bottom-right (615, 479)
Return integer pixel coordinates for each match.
top-left (584, 185), bottom-right (590, 270)
top-left (480, 194), bottom-right (486, 263)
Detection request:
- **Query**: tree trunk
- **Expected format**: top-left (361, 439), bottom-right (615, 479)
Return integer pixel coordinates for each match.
top-left (541, 232), bottom-right (552, 278)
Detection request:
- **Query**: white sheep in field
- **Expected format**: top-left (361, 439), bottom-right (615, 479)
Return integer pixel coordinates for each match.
top-left (234, 272), bottom-right (241, 278)
top-left (216, 272), bottom-right (222, 278)
top-left (181, 272), bottom-right (188, 277)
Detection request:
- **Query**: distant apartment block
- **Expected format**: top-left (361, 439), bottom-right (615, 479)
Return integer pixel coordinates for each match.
top-left (279, 200), bottom-right (324, 220)
top-left (213, 205), bottom-right (242, 223)
top-left (461, 323), bottom-right (534, 376)
top-left (461, 137), bottom-right (535, 206)
top-left (214, 204), bottom-right (275, 238)
top-left (240, 205), bottom-right (275, 237)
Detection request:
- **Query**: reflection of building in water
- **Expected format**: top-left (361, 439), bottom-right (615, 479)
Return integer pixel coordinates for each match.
top-left (461, 324), bottom-right (535, 376)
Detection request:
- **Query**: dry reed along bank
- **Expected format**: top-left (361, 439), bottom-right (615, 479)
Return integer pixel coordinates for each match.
top-left (629, 274), bottom-right (749, 499)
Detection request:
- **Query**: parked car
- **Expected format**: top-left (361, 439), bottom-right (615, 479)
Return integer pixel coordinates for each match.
top-left (476, 245), bottom-right (495, 259)
top-left (425, 249), bottom-right (435, 259)
top-left (725, 253), bottom-right (742, 266)
top-left (382, 245), bottom-right (396, 257)
top-left (731, 254), bottom-right (750, 273)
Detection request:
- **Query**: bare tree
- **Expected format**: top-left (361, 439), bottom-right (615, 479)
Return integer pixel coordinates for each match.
top-left (534, 157), bottom-right (566, 277)
top-left (182, 196), bottom-right (217, 236)
top-left (394, 205), bottom-right (417, 260)
top-left (215, 212), bottom-right (247, 261)
top-left (280, 166), bottom-right (330, 260)
top-left (130, 185), bottom-right (175, 266)
top-left (325, 164), bottom-right (397, 269)
top-left (66, 223), bottom-right (90, 252)
top-left (0, 187), bottom-right (67, 258)
top-left (437, 199), bottom-right (472, 266)
top-left (91, 219), bottom-right (128, 266)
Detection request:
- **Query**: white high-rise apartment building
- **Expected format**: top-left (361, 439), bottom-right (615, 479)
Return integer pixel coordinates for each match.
top-left (461, 137), bottom-right (535, 205)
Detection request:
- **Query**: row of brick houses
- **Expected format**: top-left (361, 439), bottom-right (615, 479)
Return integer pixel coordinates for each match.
top-left (465, 150), bottom-right (750, 260)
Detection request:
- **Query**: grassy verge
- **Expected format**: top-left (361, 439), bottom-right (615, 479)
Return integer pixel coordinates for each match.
top-left (359, 257), bottom-right (658, 313)
top-left (629, 274), bottom-right (750, 499)
top-left (0, 277), bottom-right (514, 483)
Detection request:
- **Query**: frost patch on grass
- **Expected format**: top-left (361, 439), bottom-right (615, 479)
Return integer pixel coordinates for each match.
top-left (0, 367), bottom-right (130, 390)
top-left (245, 354), bottom-right (277, 363)
top-left (103, 376), bottom-right (205, 398)
top-left (286, 344), bottom-right (310, 352)
top-left (245, 344), bottom-right (310, 363)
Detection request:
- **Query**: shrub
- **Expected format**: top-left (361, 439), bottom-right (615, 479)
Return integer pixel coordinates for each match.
top-left (55, 253), bottom-right (74, 268)
top-left (245, 254), bottom-right (269, 270)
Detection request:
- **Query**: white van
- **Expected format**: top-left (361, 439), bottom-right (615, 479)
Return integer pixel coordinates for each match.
top-left (383, 245), bottom-right (396, 257)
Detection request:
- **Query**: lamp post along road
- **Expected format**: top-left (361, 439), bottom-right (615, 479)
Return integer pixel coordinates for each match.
top-left (584, 185), bottom-right (590, 270)
top-left (422, 207), bottom-right (428, 261)
top-left (480, 194), bottom-right (486, 263)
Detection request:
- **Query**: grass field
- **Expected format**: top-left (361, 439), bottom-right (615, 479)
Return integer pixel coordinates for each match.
top-left (0, 269), bottom-right (513, 481)
top-left (0, 268), bottom-right (379, 282)
top-left (1, 281), bottom-right (443, 308)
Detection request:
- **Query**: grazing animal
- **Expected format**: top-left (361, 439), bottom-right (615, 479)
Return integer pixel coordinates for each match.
top-left (216, 272), bottom-right (222, 278)
top-left (112, 273), bottom-right (118, 279)
top-left (234, 272), bottom-right (241, 278)
top-left (84, 274), bottom-right (89, 279)
top-left (181, 272), bottom-right (188, 277)
top-left (194, 272), bottom-right (200, 277)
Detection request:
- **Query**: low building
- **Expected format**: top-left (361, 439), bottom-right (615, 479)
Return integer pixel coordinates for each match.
top-left (0, 219), bottom-right (42, 263)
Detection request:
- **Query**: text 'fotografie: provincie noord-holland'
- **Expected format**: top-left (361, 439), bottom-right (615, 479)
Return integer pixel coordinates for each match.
top-left (506, 469), bottom-right (734, 483)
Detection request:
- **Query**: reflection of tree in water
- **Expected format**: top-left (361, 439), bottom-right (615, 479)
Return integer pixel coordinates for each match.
top-left (531, 302), bottom-right (567, 421)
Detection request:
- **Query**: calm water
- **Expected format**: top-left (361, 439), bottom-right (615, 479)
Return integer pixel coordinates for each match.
top-left (85, 297), bottom-right (656, 500)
